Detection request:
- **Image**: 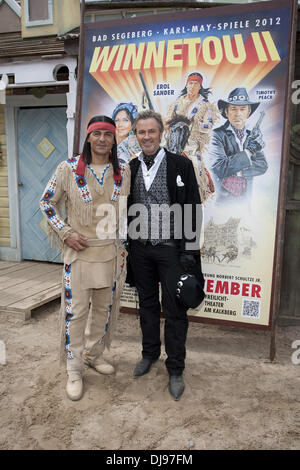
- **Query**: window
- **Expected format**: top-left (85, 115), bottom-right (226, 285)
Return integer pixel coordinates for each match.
top-left (24, 0), bottom-right (54, 27)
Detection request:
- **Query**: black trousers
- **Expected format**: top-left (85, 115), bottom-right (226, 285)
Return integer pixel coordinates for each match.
top-left (130, 240), bottom-right (189, 376)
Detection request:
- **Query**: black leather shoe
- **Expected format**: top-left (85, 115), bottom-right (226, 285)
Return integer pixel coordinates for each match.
top-left (133, 358), bottom-right (154, 378)
top-left (169, 375), bottom-right (185, 401)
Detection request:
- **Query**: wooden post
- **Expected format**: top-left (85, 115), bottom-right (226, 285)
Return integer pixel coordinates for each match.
top-left (269, 0), bottom-right (298, 362)
top-left (73, 0), bottom-right (86, 156)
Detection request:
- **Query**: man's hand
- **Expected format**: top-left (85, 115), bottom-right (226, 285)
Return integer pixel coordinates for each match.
top-left (245, 129), bottom-right (265, 156)
top-left (65, 232), bottom-right (88, 251)
top-left (180, 253), bottom-right (196, 272)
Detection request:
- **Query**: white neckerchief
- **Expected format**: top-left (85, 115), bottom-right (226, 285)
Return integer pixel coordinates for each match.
top-left (138, 147), bottom-right (166, 191)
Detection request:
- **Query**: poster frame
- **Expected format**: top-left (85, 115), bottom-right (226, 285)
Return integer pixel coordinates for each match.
top-left (76, 0), bottom-right (298, 353)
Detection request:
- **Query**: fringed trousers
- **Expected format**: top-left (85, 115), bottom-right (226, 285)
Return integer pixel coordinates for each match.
top-left (62, 261), bottom-right (114, 380)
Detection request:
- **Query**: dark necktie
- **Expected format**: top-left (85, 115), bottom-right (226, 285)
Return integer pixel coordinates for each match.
top-left (143, 148), bottom-right (161, 170)
top-left (143, 155), bottom-right (156, 170)
top-left (233, 126), bottom-right (245, 143)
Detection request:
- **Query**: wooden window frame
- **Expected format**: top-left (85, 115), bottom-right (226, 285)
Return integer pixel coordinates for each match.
top-left (24, 0), bottom-right (54, 27)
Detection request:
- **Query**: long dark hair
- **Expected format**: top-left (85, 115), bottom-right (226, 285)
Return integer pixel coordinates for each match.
top-left (81, 115), bottom-right (119, 174)
top-left (179, 72), bottom-right (211, 101)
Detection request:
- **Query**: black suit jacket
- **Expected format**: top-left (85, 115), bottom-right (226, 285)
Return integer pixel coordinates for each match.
top-left (127, 148), bottom-right (202, 255)
top-left (126, 149), bottom-right (204, 288)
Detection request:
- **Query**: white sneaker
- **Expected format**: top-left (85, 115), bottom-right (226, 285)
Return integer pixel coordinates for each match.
top-left (66, 377), bottom-right (83, 401)
top-left (85, 357), bottom-right (115, 375)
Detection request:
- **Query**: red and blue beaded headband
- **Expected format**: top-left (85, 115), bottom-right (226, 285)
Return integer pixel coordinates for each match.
top-left (186, 74), bottom-right (203, 86)
top-left (87, 122), bottom-right (116, 135)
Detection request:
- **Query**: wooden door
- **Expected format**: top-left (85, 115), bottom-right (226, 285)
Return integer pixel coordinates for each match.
top-left (18, 107), bottom-right (68, 262)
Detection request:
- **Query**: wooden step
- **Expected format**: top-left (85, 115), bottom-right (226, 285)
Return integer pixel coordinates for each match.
top-left (0, 260), bottom-right (62, 321)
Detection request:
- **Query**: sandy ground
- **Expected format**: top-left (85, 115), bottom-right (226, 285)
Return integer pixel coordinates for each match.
top-left (0, 299), bottom-right (300, 451)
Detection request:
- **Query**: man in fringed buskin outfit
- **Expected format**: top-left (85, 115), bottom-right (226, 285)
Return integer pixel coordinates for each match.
top-left (40, 116), bottom-right (130, 401)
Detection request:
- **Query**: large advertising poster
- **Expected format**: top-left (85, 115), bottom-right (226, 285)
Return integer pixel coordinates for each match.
top-left (80, 0), bottom-right (296, 328)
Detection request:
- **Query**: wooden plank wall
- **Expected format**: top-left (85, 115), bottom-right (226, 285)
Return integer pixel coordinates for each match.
top-left (0, 104), bottom-right (10, 247)
top-left (279, 33), bottom-right (300, 323)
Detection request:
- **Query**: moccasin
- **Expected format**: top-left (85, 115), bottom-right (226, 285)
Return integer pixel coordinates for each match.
top-left (84, 357), bottom-right (115, 375)
top-left (66, 378), bottom-right (83, 401)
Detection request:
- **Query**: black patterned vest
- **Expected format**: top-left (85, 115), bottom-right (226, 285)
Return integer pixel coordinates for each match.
top-left (131, 156), bottom-right (174, 245)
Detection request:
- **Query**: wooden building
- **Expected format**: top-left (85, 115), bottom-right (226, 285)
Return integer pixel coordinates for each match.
top-left (0, 0), bottom-right (79, 262)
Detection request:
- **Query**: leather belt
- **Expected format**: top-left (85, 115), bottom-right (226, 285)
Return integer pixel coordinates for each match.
top-left (137, 239), bottom-right (178, 248)
top-left (159, 240), bottom-right (178, 247)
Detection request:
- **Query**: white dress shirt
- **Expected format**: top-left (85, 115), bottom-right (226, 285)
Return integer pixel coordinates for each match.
top-left (138, 147), bottom-right (166, 191)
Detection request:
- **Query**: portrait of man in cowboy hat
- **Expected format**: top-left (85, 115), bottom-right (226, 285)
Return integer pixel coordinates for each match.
top-left (207, 87), bottom-right (268, 207)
